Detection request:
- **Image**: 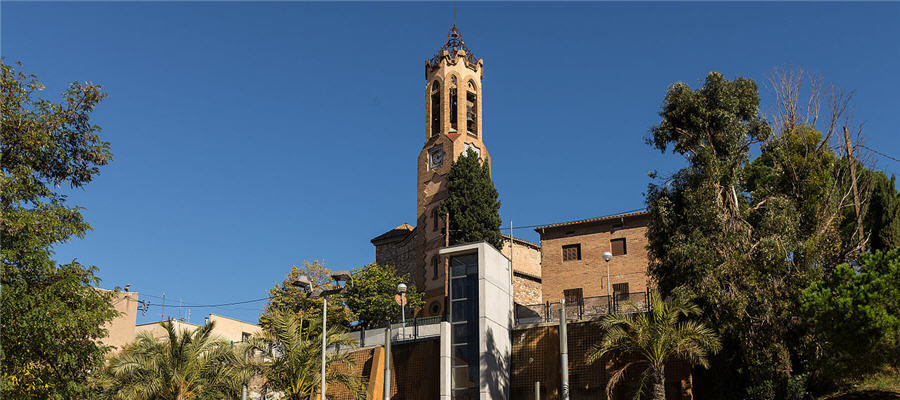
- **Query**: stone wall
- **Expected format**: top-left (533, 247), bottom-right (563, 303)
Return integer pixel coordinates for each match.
top-left (512, 275), bottom-right (542, 306)
top-left (500, 236), bottom-right (543, 305)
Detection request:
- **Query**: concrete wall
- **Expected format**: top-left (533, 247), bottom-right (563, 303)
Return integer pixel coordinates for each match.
top-left (479, 242), bottom-right (513, 400)
top-left (101, 290), bottom-right (139, 351)
top-left (440, 242), bottom-right (513, 400)
top-left (133, 314), bottom-right (260, 344)
top-left (135, 319), bottom-right (201, 340)
top-left (538, 213), bottom-right (651, 303)
top-left (207, 314), bottom-right (261, 343)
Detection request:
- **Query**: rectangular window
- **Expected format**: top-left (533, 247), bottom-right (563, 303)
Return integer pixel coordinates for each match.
top-left (432, 208), bottom-right (440, 231)
top-left (466, 90), bottom-right (477, 136)
top-left (611, 238), bottom-right (627, 256)
top-left (449, 87), bottom-right (458, 131)
top-left (449, 253), bottom-right (479, 393)
top-left (562, 244), bottom-right (581, 261)
top-left (613, 283), bottom-right (629, 300)
top-left (563, 288), bottom-right (583, 305)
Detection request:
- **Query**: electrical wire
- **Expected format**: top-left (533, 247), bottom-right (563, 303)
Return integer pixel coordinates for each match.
top-left (143, 297), bottom-right (271, 309)
top-left (132, 209), bottom-right (650, 312)
top-left (858, 144), bottom-right (900, 163)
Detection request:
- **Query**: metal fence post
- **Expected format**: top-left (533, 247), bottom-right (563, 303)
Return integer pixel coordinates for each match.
top-left (534, 381), bottom-right (541, 400)
top-left (559, 300), bottom-right (569, 400)
top-left (384, 324), bottom-right (391, 400)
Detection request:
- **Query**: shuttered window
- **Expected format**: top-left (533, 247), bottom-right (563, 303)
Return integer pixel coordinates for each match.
top-left (611, 238), bottom-right (627, 256)
top-left (562, 244), bottom-right (581, 261)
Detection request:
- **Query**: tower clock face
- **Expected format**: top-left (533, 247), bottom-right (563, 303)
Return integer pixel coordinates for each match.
top-left (430, 146), bottom-right (444, 169)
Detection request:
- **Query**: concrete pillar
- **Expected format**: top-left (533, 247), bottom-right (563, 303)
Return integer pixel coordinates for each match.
top-left (559, 300), bottom-right (569, 400)
top-left (439, 321), bottom-right (451, 400)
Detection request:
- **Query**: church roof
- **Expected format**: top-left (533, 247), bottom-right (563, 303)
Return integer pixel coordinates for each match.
top-left (502, 234), bottom-right (541, 250)
top-left (428, 25), bottom-right (479, 70)
top-left (370, 223), bottom-right (415, 245)
top-left (533, 210), bottom-right (650, 232)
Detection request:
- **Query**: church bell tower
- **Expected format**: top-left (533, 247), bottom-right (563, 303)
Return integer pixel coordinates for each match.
top-left (416, 26), bottom-right (489, 316)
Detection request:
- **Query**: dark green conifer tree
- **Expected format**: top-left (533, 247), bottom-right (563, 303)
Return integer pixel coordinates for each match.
top-left (439, 149), bottom-right (503, 250)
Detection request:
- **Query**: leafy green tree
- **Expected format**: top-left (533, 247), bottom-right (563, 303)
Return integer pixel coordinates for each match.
top-left (644, 71), bottom-right (862, 397)
top-left (343, 263), bottom-right (424, 329)
top-left (861, 171), bottom-right (900, 252)
top-left (1, 61), bottom-right (118, 399)
top-left (588, 291), bottom-right (721, 400)
top-left (99, 321), bottom-right (236, 400)
top-left (260, 261), bottom-right (353, 331)
top-left (439, 148), bottom-right (503, 250)
top-left (800, 248), bottom-right (900, 385)
top-left (241, 310), bottom-right (365, 400)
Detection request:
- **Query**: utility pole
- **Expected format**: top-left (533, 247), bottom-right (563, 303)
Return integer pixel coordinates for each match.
top-left (844, 126), bottom-right (865, 253)
top-left (320, 296), bottom-right (327, 400)
top-left (241, 347), bottom-right (248, 400)
top-left (444, 212), bottom-right (450, 319)
top-left (509, 220), bottom-right (514, 269)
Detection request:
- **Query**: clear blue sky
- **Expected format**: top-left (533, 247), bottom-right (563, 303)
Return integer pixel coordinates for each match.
top-left (4, 2), bottom-right (899, 324)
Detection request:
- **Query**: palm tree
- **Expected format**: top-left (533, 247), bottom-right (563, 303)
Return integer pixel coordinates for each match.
top-left (100, 320), bottom-right (236, 400)
top-left (588, 290), bottom-right (721, 400)
top-left (239, 310), bottom-right (365, 400)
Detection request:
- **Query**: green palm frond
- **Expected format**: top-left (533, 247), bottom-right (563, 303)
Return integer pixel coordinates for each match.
top-left (589, 289), bottom-right (719, 400)
top-left (248, 310), bottom-right (366, 399)
top-left (100, 320), bottom-right (236, 400)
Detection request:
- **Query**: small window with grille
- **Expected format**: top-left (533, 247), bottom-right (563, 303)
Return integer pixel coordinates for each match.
top-left (611, 238), bottom-right (627, 256)
top-left (563, 288), bottom-right (583, 305)
top-left (562, 244), bottom-right (581, 261)
top-left (613, 283), bottom-right (629, 300)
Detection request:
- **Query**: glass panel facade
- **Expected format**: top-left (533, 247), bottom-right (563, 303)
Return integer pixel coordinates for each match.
top-left (449, 253), bottom-right (479, 398)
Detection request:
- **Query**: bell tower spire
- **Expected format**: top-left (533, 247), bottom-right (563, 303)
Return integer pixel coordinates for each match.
top-left (415, 26), bottom-right (490, 316)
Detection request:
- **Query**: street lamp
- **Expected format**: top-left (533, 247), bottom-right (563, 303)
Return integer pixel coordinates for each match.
top-left (291, 271), bottom-right (352, 400)
top-left (397, 283), bottom-right (408, 339)
top-left (602, 251), bottom-right (613, 312)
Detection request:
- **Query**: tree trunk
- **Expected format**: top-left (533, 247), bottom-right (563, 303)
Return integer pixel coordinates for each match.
top-left (652, 365), bottom-right (666, 400)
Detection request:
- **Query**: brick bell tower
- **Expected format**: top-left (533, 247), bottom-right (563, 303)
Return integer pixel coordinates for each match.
top-left (416, 26), bottom-right (490, 317)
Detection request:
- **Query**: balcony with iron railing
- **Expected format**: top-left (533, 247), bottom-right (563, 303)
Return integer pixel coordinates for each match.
top-left (514, 289), bottom-right (652, 326)
top-left (346, 315), bottom-right (443, 348)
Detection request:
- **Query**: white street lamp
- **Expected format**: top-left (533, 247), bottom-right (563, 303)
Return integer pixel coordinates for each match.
top-left (397, 283), bottom-right (408, 339)
top-left (293, 271), bottom-right (352, 400)
top-left (602, 251), bottom-right (613, 311)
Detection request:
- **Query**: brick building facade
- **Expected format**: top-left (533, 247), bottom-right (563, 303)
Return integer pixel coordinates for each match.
top-left (535, 211), bottom-right (651, 304)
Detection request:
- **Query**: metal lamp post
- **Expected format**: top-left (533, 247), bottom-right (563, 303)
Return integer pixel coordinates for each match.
top-left (397, 283), bottom-right (407, 339)
top-left (602, 251), bottom-right (613, 312)
top-left (292, 271), bottom-right (352, 400)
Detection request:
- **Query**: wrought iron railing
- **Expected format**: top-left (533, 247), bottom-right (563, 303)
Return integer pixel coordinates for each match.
top-left (514, 289), bottom-right (652, 326)
top-left (350, 316), bottom-right (443, 347)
